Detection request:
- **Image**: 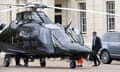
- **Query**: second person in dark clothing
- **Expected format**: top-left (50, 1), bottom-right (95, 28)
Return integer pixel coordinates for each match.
top-left (92, 32), bottom-right (102, 66)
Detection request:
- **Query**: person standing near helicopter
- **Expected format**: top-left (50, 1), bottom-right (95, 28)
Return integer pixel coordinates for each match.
top-left (92, 32), bottom-right (101, 66)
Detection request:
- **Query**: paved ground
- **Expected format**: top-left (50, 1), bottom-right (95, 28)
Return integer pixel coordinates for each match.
top-left (0, 58), bottom-right (120, 72)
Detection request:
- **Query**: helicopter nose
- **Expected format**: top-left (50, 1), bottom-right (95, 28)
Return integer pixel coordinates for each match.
top-left (72, 46), bottom-right (90, 54)
top-left (70, 46), bottom-right (91, 58)
top-left (64, 43), bottom-right (91, 57)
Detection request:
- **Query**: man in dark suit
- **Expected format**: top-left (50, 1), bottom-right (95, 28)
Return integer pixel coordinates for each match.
top-left (92, 32), bottom-right (102, 66)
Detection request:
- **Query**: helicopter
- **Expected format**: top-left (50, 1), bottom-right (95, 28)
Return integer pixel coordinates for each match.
top-left (0, 3), bottom-right (90, 68)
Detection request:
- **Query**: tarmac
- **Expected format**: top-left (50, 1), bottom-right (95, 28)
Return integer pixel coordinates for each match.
top-left (0, 58), bottom-right (120, 72)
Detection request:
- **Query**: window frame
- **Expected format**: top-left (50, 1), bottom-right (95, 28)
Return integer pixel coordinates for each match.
top-left (106, 1), bottom-right (115, 32)
top-left (80, 3), bottom-right (87, 34)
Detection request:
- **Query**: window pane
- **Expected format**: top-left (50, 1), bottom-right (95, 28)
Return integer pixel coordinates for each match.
top-left (106, 1), bottom-right (115, 32)
top-left (80, 3), bottom-right (86, 33)
top-left (55, 4), bottom-right (62, 13)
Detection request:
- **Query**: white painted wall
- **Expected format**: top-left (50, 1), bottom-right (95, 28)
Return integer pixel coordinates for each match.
top-left (115, 0), bottom-right (120, 32)
top-left (0, 0), bottom-right (16, 24)
top-left (42, 0), bottom-right (55, 22)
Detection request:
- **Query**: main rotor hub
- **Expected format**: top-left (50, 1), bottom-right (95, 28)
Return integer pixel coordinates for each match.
top-left (27, 3), bottom-right (48, 9)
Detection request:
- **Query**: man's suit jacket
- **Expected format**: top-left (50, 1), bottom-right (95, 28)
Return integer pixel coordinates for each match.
top-left (92, 36), bottom-right (102, 53)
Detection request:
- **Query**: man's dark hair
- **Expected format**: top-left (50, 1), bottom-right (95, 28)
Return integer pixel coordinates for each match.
top-left (93, 32), bottom-right (97, 35)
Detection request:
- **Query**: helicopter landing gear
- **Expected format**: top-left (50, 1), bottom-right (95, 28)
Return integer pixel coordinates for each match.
top-left (3, 54), bottom-right (11, 67)
top-left (24, 58), bottom-right (28, 67)
top-left (70, 60), bottom-right (76, 69)
top-left (40, 58), bottom-right (46, 68)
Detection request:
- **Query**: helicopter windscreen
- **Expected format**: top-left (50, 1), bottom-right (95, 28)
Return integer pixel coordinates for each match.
top-left (32, 11), bottom-right (52, 24)
top-left (32, 12), bottom-right (43, 23)
top-left (69, 30), bottom-right (81, 42)
top-left (68, 29), bottom-right (84, 44)
top-left (38, 12), bottom-right (52, 24)
top-left (16, 11), bottom-right (52, 24)
top-left (52, 29), bottom-right (72, 45)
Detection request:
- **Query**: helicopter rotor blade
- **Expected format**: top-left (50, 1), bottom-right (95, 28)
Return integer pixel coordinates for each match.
top-left (0, 4), bottom-right (11, 6)
top-left (0, 3), bottom-right (119, 16)
top-left (0, 3), bottom-right (48, 13)
top-left (12, 4), bottom-right (26, 7)
top-left (48, 6), bottom-right (119, 17)
top-left (0, 5), bottom-right (29, 13)
top-left (0, 4), bottom-right (26, 7)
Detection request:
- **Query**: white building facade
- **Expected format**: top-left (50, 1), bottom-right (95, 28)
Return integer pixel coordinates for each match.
top-left (0, 0), bottom-right (119, 46)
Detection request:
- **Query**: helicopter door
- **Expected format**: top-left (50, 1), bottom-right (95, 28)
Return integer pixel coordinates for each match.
top-left (38, 28), bottom-right (54, 54)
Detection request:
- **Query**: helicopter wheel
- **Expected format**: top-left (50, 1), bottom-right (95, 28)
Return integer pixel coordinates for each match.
top-left (40, 58), bottom-right (46, 68)
top-left (70, 60), bottom-right (76, 69)
top-left (24, 58), bottom-right (28, 67)
top-left (3, 54), bottom-right (11, 67)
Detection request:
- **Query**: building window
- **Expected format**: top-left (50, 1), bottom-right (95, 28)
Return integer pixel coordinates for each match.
top-left (55, 4), bottom-right (62, 13)
top-left (55, 15), bottom-right (62, 24)
top-left (106, 1), bottom-right (115, 32)
top-left (55, 4), bottom-right (62, 24)
top-left (80, 3), bottom-right (86, 33)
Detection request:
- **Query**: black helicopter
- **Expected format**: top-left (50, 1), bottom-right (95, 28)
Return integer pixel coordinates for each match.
top-left (0, 3), bottom-right (90, 68)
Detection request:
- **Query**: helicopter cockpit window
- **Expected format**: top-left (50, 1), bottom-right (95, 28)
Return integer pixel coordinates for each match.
top-left (16, 12), bottom-right (32, 23)
top-left (19, 26), bottom-right (33, 39)
top-left (16, 11), bottom-right (52, 24)
top-left (31, 12), bottom-right (42, 23)
top-left (16, 14), bottom-right (20, 21)
top-left (68, 29), bottom-right (81, 42)
top-left (23, 13), bottom-right (32, 21)
top-left (38, 12), bottom-right (52, 24)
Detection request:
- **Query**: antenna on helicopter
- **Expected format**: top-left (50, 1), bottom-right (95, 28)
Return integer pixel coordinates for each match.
top-left (65, 21), bottom-right (72, 31)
